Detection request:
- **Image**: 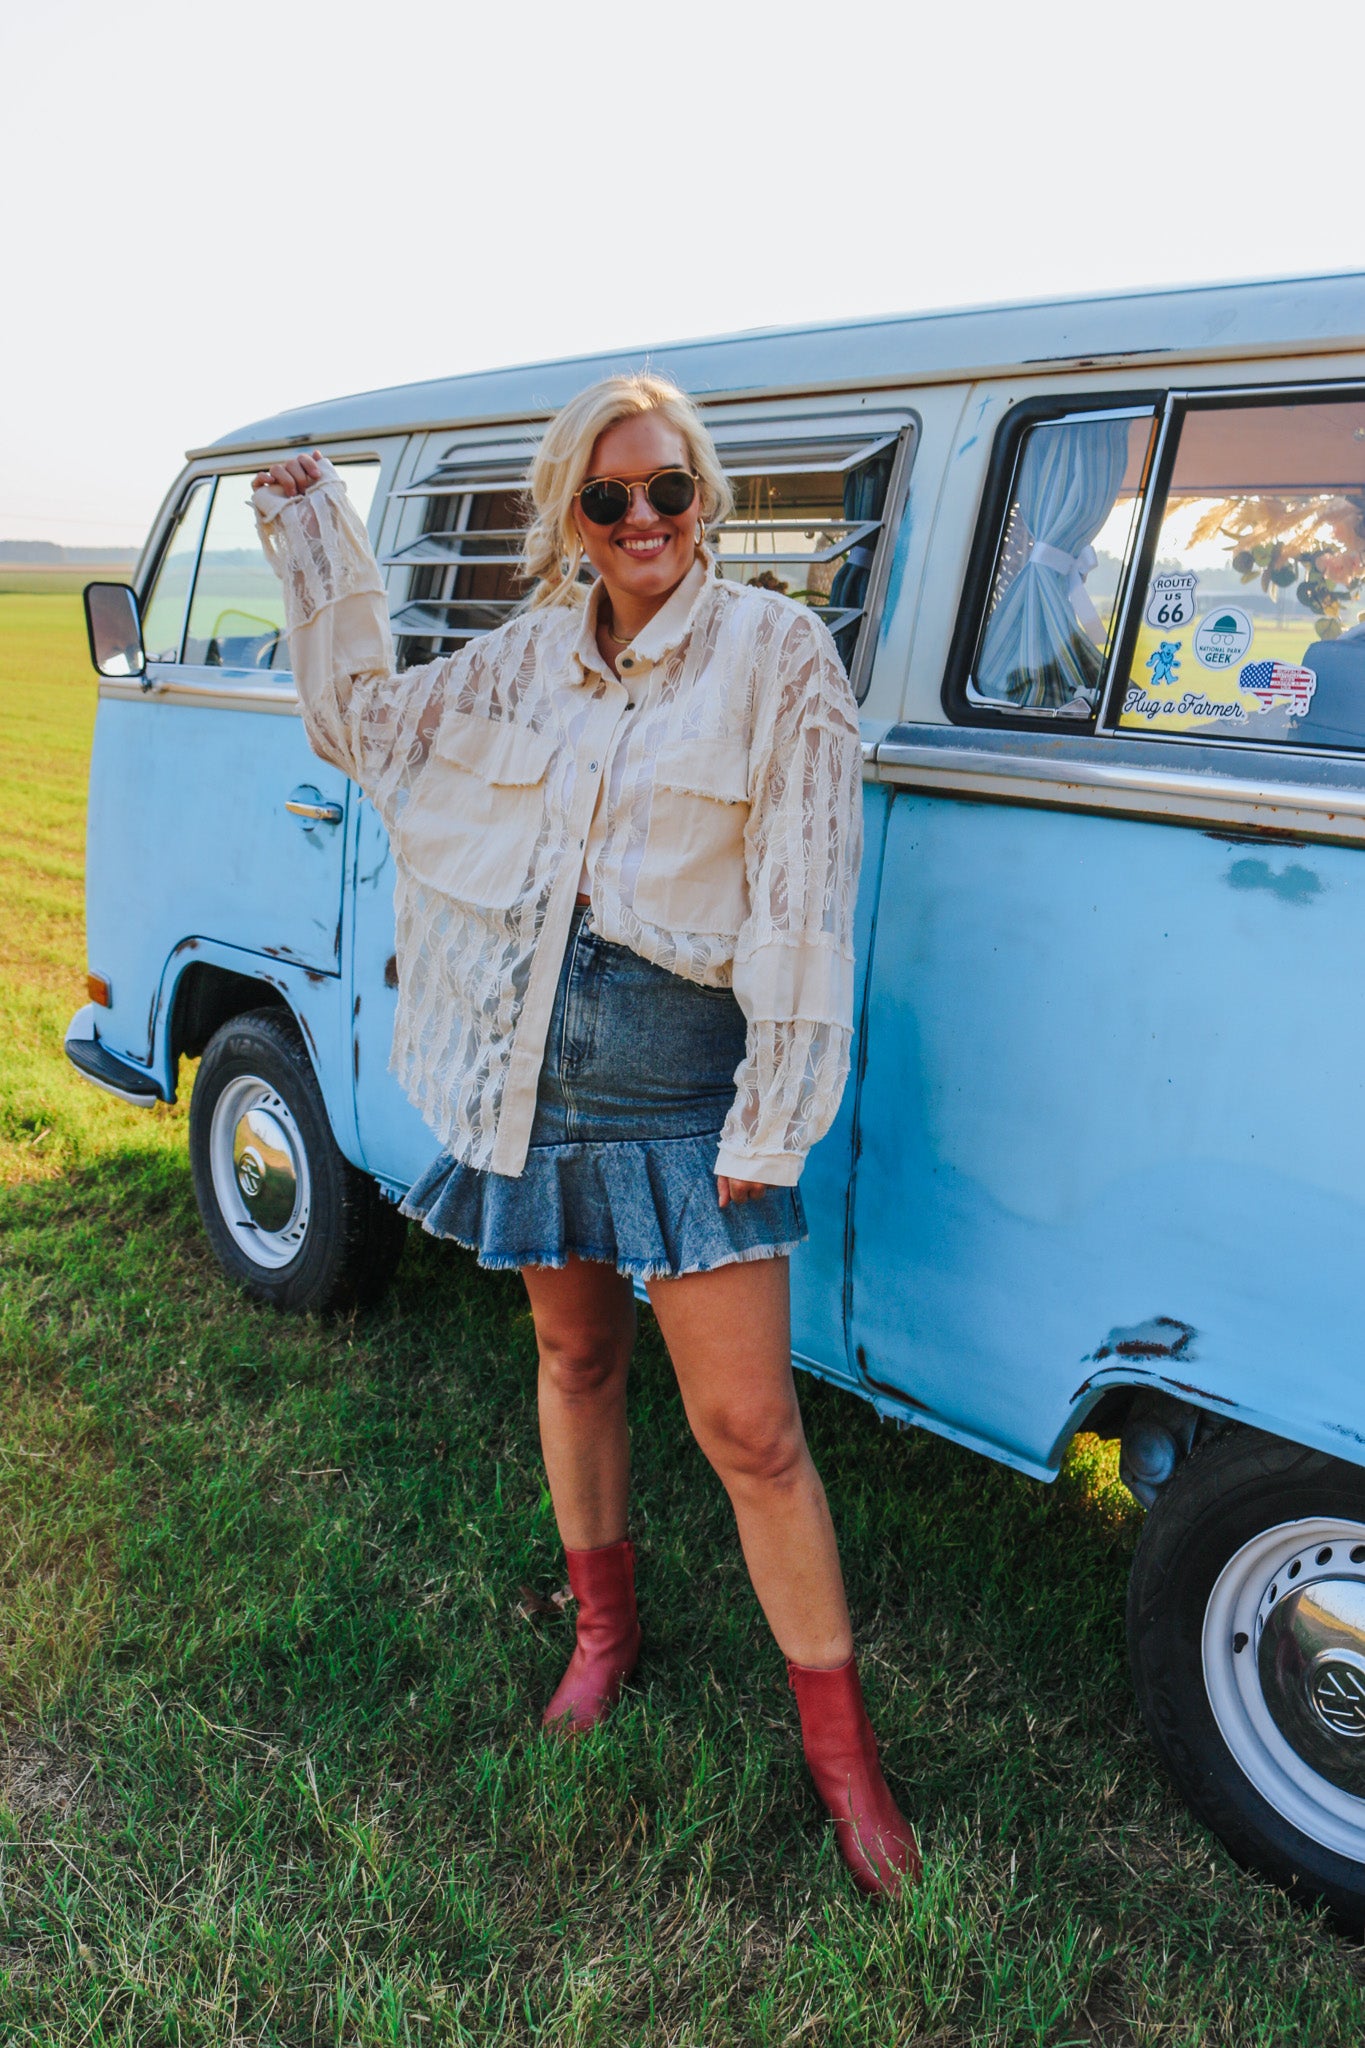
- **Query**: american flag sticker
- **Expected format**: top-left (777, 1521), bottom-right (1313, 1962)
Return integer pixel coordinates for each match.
top-left (1237, 660), bottom-right (1318, 715)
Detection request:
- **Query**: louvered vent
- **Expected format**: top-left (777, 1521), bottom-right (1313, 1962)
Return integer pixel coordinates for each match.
top-left (386, 413), bottom-right (914, 692)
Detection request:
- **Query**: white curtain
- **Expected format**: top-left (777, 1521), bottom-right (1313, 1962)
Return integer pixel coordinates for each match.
top-left (974, 417), bottom-right (1131, 711)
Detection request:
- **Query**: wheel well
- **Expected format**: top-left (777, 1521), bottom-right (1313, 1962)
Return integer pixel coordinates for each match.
top-left (1080, 1384), bottom-right (1231, 1508)
top-left (170, 962), bottom-right (288, 1065)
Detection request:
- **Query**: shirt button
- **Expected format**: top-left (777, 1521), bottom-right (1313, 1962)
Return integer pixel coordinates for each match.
top-left (620, 656), bottom-right (633, 669)
top-left (589, 761), bottom-right (598, 773)
top-left (626, 702), bottom-right (635, 711)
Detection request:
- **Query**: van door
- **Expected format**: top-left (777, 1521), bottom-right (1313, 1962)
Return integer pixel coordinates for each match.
top-left (846, 384), bottom-right (1365, 1475)
top-left (87, 463), bottom-right (380, 1068)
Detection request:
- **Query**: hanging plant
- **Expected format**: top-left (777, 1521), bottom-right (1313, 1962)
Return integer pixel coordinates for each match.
top-left (1187, 492), bottom-right (1365, 638)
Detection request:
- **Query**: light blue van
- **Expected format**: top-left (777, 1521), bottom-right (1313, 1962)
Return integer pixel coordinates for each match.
top-left (74, 272), bottom-right (1365, 1926)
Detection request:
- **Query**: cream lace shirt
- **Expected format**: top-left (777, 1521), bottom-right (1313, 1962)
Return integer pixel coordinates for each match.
top-left (253, 461), bottom-right (862, 1185)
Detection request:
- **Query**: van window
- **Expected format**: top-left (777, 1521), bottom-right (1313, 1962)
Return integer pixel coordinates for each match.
top-left (705, 422), bottom-right (912, 689)
top-left (1117, 396), bottom-right (1365, 749)
top-left (387, 420), bottom-right (913, 695)
top-left (388, 436), bottom-right (533, 670)
top-left (964, 410), bottom-right (1157, 716)
top-left (141, 478), bottom-right (212, 663)
top-left (182, 461), bottom-right (381, 669)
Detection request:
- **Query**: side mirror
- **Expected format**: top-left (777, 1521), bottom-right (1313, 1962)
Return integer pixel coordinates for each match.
top-left (83, 582), bottom-right (146, 679)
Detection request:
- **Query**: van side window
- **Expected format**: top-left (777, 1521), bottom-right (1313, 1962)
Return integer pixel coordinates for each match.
top-left (388, 421), bottom-right (914, 696)
top-left (388, 439), bottom-right (533, 670)
top-left (1115, 396), bottom-right (1365, 749)
top-left (954, 409), bottom-right (1157, 719)
top-left (705, 422), bottom-right (913, 693)
top-left (141, 478), bottom-right (212, 663)
top-left (183, 462), bottom-right (381, 670)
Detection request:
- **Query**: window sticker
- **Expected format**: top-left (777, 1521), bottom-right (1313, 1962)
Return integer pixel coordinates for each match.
top-left (1238, 660), bottom-right (1317, 716)
top-left (1144, 571), bottom-right (1197, 630)
top-left (1118, 398), bottom-right (1365, 745)
top-left (1193, 607), bottom-right (1253, 669)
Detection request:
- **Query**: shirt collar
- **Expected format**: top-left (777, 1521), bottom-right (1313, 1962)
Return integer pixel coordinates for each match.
top-left (571, 557), bottom-right (714, 682)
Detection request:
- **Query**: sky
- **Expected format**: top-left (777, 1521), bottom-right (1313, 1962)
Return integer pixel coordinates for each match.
top-left (5, 0), bottom-right (1365, 551)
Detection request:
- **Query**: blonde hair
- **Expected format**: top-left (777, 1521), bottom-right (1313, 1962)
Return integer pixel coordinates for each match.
top-left (521, 372), bottom-right (733, 609)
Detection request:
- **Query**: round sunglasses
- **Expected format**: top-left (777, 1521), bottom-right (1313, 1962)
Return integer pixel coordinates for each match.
top-left (574, 467), bottom-right (698, 527)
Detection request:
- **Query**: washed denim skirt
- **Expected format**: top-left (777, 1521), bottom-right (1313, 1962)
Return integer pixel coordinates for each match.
top-left (400, 906), bottom-right (806, 1279)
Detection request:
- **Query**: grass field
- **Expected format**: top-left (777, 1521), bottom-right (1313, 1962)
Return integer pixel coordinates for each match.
top-left (2, 593), bottom-right (1365, 2044)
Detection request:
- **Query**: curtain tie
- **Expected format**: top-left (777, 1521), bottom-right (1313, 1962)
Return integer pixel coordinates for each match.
top-left (1027, 540), bottom-right (1106, 645)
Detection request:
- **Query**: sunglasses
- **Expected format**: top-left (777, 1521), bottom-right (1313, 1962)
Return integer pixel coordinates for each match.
top-left (574, 467), bottom-right (698, 526)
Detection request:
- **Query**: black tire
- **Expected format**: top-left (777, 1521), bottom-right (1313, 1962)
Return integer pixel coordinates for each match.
top-left (1128, 1424), bottom-right (1365, 1932)
top-left (188, 1007), bottom-right (405, 1313)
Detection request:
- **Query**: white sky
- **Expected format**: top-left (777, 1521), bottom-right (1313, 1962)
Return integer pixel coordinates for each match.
top-left (5, 0), bottom-right (1365, 550)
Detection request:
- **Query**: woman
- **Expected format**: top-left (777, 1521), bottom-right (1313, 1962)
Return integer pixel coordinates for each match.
top-left (252, 374), bottom-right (919, 1896)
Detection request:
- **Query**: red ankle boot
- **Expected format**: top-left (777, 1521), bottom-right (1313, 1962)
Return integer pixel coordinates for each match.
top-left (787, 1654), bottom-right (922, 1895)
top-left (542, 1537), bottom-right (641, 1733)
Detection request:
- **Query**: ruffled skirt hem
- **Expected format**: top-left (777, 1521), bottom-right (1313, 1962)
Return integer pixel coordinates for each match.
top-left (399, 1130), bottom-right (806, 1281)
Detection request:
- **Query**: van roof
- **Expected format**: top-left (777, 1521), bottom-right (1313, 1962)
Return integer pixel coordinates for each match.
top-left (202, 270), bottom-right (1365, 456)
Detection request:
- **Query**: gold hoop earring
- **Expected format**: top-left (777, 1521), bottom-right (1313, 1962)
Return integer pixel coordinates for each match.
top-left (694, 520), bottom-right (705, 546)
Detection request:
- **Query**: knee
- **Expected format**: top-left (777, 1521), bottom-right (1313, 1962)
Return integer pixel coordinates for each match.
top-left (698, 1402), bottom-right (807, 1491)
top-left (538, 1327), bottom-right (630, 1403)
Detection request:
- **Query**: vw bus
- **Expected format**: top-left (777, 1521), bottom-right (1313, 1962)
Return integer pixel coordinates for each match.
top-left (73, 271), bottom-right (1365, 1925)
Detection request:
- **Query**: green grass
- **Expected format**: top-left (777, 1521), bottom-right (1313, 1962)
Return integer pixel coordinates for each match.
top-left (2, 595), bottom-right (1364, 2043)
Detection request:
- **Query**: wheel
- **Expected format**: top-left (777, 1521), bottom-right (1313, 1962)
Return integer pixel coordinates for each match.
top-left (188, 1007), bottom-right (405, 1312)
top-left (1128, 1424), bottom-right (1365, 1931)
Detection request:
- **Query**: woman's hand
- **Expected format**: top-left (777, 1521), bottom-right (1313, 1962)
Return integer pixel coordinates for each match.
top-left (717, 1175), bottom-right (770, 1209)
top-left (251, 451), bottom-right (324, 497)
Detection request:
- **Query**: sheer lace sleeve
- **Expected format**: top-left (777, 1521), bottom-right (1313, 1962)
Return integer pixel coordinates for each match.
top-left (716, 609), bottom-right (863, 1187)
top-left (253, 460), bottom-right (450, 823)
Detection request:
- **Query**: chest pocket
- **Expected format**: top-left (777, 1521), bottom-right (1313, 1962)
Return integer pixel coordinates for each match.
top-left (395, 710), bottom-right (555, 909)
top-left (634, 737), bottom-right (751, 937)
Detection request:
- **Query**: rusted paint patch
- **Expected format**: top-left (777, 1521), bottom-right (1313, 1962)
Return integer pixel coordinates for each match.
top-left (1088, 1315), bottom-right (1195, 1364)
top-left (353, 995), bottom-right (361, 1019)
top-left (171, 936), bottom-right (200, 955)
top-left (353, 1036), bottom-right (360, 1080)
top-left (1204, 830), bottom-right (1306, 851)
top-left (298, 1016), bottom-right (318, 1057)
top-left (383, 954), bottom-right (399, 990)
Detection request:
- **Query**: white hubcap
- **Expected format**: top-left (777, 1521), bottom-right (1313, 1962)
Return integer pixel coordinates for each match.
top-left (208, 1075), bottom-right (311, 1271)
top-left (1204, 1516), bottom-right (1365, 1860)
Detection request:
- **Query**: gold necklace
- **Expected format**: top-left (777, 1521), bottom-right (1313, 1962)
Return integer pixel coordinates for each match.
top-left (601, 616), bottom-right (632, 647)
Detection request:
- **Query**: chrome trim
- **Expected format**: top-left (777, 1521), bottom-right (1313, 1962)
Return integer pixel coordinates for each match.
top-left (1258, 1572), bottom-right (1365, 1791)
top-left (872, 726), bottom-right (1365, 845)
top-left (850, 423), bottom-right (917, 703)
top-left (99, 673), bottom-right (298, 715)
top-left (1093, 394), bottom-right (1176, 729)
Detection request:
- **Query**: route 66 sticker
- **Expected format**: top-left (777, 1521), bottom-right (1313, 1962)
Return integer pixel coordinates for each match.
top-left (1145, 571), bottom-right (1198, 630)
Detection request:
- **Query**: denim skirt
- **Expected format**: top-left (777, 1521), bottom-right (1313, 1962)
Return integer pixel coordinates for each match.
top-left (400, 906), bottom-right (806, 1279)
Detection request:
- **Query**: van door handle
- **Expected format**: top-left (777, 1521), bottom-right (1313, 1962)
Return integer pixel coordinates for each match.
top-left (286, 786), bottom-right (343, 825)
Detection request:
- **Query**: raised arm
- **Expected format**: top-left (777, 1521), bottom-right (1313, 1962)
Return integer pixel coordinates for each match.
top-left (252, 454), bottom-right (448, 823)
top-left (716, 608), bottom-right (864, 1190)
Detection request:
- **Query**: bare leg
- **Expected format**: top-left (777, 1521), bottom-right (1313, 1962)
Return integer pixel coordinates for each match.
top-left (522, 1258), bottom-right (636, 1551)
top-left (646, 1256), bottom-right (853, 1670)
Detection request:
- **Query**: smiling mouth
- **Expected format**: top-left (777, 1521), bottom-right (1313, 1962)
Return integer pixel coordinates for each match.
top-left (618, 535), bottom-right (671, 556)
